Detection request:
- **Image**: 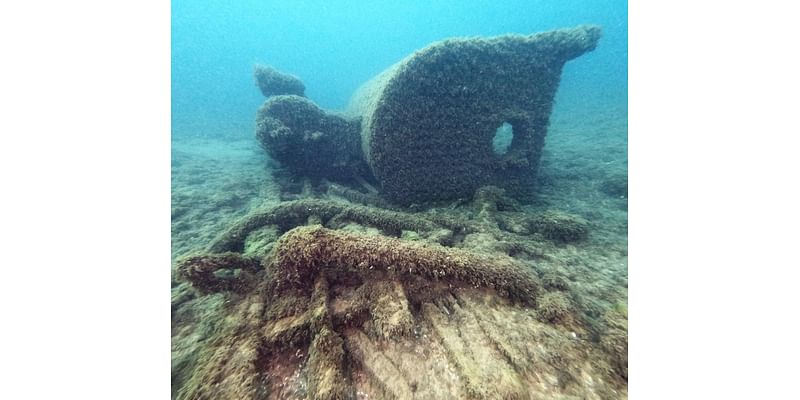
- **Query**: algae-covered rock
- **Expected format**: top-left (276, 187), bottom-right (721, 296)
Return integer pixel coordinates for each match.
top-left (347, 25), bottom-right (601, 205)
top-left (541, 271), bottom-right (571, 291)
top-left (601, 309), bottom-right (628, 380)
top-left (536, 291), bottom-right (573, 323)
top-left (242, 225), bottom-right (278, 259)
top-left (175, 253), bottom-right (262, 294)
top-left (400, 229), bottom-right (421, 241)
top-left (528, 210), bottom-right (590, 243)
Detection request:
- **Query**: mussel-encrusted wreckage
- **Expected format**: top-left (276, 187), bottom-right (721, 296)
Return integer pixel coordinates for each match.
top-left (172, 25), bottom-right (627, 399)
top-left (257, 25), bottom-right (601, 205)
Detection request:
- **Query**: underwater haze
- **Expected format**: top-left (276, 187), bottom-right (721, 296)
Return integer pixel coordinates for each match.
top-left (172, 1), bottom-right (628, 399)
top-left (172, 0), bottom-right (627, 138)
